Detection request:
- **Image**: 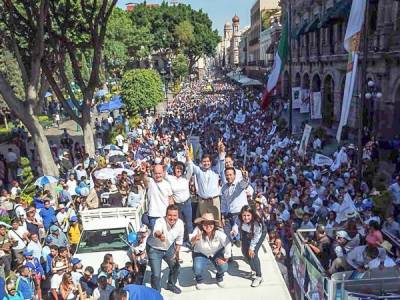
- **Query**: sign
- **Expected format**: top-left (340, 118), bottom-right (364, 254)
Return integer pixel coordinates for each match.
top-left (292, 87), bottom-right (301, 109)
top-left (313, 153), bottom-right (334, 167)
top-left (188, 135), bottom-right (201, 160)
top-left (300, 89), bottom-right (310, 114)
top-left (311, 92), bottom-right (322, 119)
top-left (298, 124), bottom-right (312, 157)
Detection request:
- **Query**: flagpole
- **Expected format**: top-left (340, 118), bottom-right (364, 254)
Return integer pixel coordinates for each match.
top-left (288, 0), bottom-right (293, 137)
top-left (357, 0), bottom-right (369, 182)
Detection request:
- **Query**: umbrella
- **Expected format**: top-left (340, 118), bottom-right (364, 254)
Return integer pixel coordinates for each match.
top-left (109, 155), bottom-right (126, 163)
top-left (107, 149), bottom-right (124, 157)
top-left (113, 168), bottom-right (134, 176)
top-left (93, 168), bottom-right (115, 180)
top-left (104, 144), bottom-right (120, 151)
top-left (34, 176), bottom-right (58, 186)
top-left (96, 89), bottom-right (107, 97)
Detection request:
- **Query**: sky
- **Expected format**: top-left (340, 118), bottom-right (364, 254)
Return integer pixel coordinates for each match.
top-left (117, 0), bottom-right (253, 36)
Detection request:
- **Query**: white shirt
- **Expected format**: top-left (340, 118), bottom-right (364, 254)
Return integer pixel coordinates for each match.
top-left (147, 178), bottom-right (172, 218)
top-left (27, 241), bottom-right (42, 260)
top-left (75, 169), bottom-right (88, 182)
top-left (165, 175), bottom-right (190, 203)
top-left (5, 151), bottom-right (18, 163)
top-left (189, 227), bottom-right (231, 259)
top-left (8, 226), bottom-right (28, 250)
top-left (115, 134), bottom-right (124, 147)
top-left (190, 162), bottom-right (220, 199)
top-left (67, 179), bottom-right (77, 196)
top-left (147, 217), bottom-right (184, 251)
top-left (51, 273), bottom-right (64, 289)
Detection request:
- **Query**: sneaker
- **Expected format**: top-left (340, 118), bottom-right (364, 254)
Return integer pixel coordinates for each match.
top-left (166, 284), bottom-right (182, 294)
top-left (196, 283), bottom-right (207, 290)
top-left (217, 280), bottom-right (225, 288)
top-left (251, 276), bottom-right (263, 287)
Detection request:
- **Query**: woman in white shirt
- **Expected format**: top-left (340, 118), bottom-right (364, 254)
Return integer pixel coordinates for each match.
top-left (165, 161), bottom-right (192, 244)
top-left (232, 205), bottom-right (267, 287)
top-left (189, 213), bottom-right (231, 290)
top-left (66, 174), bottom-right (77, 197)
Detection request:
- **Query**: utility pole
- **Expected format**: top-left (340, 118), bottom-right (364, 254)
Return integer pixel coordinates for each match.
top-left (288, 0), bottom-right (293, 136)
top-left (357, 0), bottom-right (369, 182)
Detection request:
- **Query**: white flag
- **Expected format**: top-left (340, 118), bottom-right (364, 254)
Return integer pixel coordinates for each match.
top-left (313, 153), bottom-right (334, 167)
top-left (336, 0), bottom-right (366, 142)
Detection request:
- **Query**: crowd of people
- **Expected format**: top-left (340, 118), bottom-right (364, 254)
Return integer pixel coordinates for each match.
top-left (0, 78), bottom-right (399, 300)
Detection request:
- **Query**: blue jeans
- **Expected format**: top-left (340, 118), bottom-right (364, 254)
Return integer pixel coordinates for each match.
top-left (241, 230), bottom-right (267, 277)
top-left (147, 244), bottom-right (180, 291)
top-left (176, 200), bottom-right (193, 242)
top-left (192, 248), bottom-right (229, 283)
top-left (223, 213), bottom-right (240, 242)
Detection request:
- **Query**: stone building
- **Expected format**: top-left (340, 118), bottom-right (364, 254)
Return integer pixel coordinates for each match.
top-left (280, 0), bottom-right (400, 139)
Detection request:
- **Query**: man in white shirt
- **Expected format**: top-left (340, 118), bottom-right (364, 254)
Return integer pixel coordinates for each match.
top-left (147, 204), bottom-right (184, 294)
top-left (115, 134), bottom-right (124, 148)
top-left (8, 219), bottom-right (28, 259)
top-left (221, 167), bottom-right (249, 243)
top-left (5, 148), bottom-right (18, 181)
top-left (144, 164), bottom-right (173, 230)
top-left (93, 273), bottom-right (114, 300)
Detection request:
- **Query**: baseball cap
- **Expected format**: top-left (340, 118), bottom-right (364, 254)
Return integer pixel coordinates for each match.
top-left (23, 249), bottom-right (33, 257)
top-left (71, 257), bottom-right (82, 266)
top-left (50, 225), bottom-right (59, 233)
top-left (70, 216), bottom-right (78, 222)
top-left (336, 231), bottom-right (351, 241)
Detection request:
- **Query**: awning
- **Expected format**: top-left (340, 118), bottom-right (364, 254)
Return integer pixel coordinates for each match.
top-left (304, 16), bottom-right (320, 33)
top-left (293, 21), bottom-right (309, 39)
top-left (318, 0), bottom-right (351, 28)
top-left (242, 79), bottom-right (263, 86)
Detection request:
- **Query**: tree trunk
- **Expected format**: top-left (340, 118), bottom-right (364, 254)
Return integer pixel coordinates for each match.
top-left (82, 106), bottom-right (96, 157)
top-left (29, 117), bottom-right (59, 177)
top-left (18, 113), bottom-right (59, 177)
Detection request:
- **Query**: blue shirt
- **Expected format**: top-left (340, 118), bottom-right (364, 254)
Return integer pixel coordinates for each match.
top-left (123, 284), bottom-right (163, 300)
top-left (189, 162), bottom-right (220, 199)
top-left (39, 207), bottom-right (56, 230)
top-left (16, 276), bottom-right (32, 300)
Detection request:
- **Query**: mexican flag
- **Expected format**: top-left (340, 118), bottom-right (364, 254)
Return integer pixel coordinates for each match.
top-left (262, 14), bottom-right (288, 110)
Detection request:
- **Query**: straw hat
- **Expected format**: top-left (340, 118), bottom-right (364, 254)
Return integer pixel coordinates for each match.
top-left (53, 261), bottom-right (68, 271)
top-left (380, 240), bottom-right (393, 255)
top-left (194, 212), bottom-right (220, 226)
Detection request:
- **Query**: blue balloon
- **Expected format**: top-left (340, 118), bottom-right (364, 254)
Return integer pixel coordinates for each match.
top-left (127, 232), bottom-right (137, 244)
top-left (75, 187), bottom-right (81, 195)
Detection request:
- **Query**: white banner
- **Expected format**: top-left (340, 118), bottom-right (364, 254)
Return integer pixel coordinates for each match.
top-left (311, 92), bottom-right (322, 119)
top-left (313, 153), bottom-right (334, 167)
top-left (337, 53), bottom-right (359, 142)
top-left (300, 89), bottom-right (310, 114)
top-left (292, 87), bottom-right (301, 109)
top-left (298, 124), bottom-right (312, 157)
top-left (337, 0), bottom-right (366, 142)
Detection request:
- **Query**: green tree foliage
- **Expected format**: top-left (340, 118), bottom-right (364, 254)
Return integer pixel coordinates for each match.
top-left (0, 48), bottom-right (24, 104)
top-left (128, 3), bottom-right (220, 68)
top-left (172, 53), bottom-right (189, 80)
top-left (121, 69), bottom-right (163, 112)
top-left (105, 8), bottom-right (133, 75)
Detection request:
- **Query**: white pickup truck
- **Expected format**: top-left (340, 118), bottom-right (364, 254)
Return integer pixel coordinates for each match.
top-left (74, 206), bottom-right (144, 272)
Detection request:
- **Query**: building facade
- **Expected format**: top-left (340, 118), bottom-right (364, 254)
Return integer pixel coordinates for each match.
top-left (280, 0), bottom-right (400, 139)
top-left (246, 0), bottom-right (280, 79)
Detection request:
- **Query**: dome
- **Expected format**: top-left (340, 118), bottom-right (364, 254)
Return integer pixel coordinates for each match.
top-left (232, 15), bottom-right (239, 23)
top-left (224, 21), bottom-right (231, 28)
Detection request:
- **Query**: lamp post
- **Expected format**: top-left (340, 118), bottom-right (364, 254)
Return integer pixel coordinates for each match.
top-left (365, 80), bottom-right (383, 135)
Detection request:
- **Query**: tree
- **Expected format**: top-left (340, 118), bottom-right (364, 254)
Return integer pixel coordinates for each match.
top-left (121, 69), bottom-right (163, 113)
top-left (0, 0), bottom-right (59, 177)
top-left (104, 8), bottom-right (133, 76)
top-left (172, 53), bottom-right (189, 80)
top-left (42, 0), bottom-right (117, 157)
top-left (174, 20), bottom-right (194, 47)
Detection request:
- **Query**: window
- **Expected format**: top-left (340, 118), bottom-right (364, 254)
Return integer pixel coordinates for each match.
top-left (76, 228), bottom-right (128, 254)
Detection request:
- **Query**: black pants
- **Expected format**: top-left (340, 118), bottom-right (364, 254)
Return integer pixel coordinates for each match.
top-left (241, 230), bottom-right (267, 277)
